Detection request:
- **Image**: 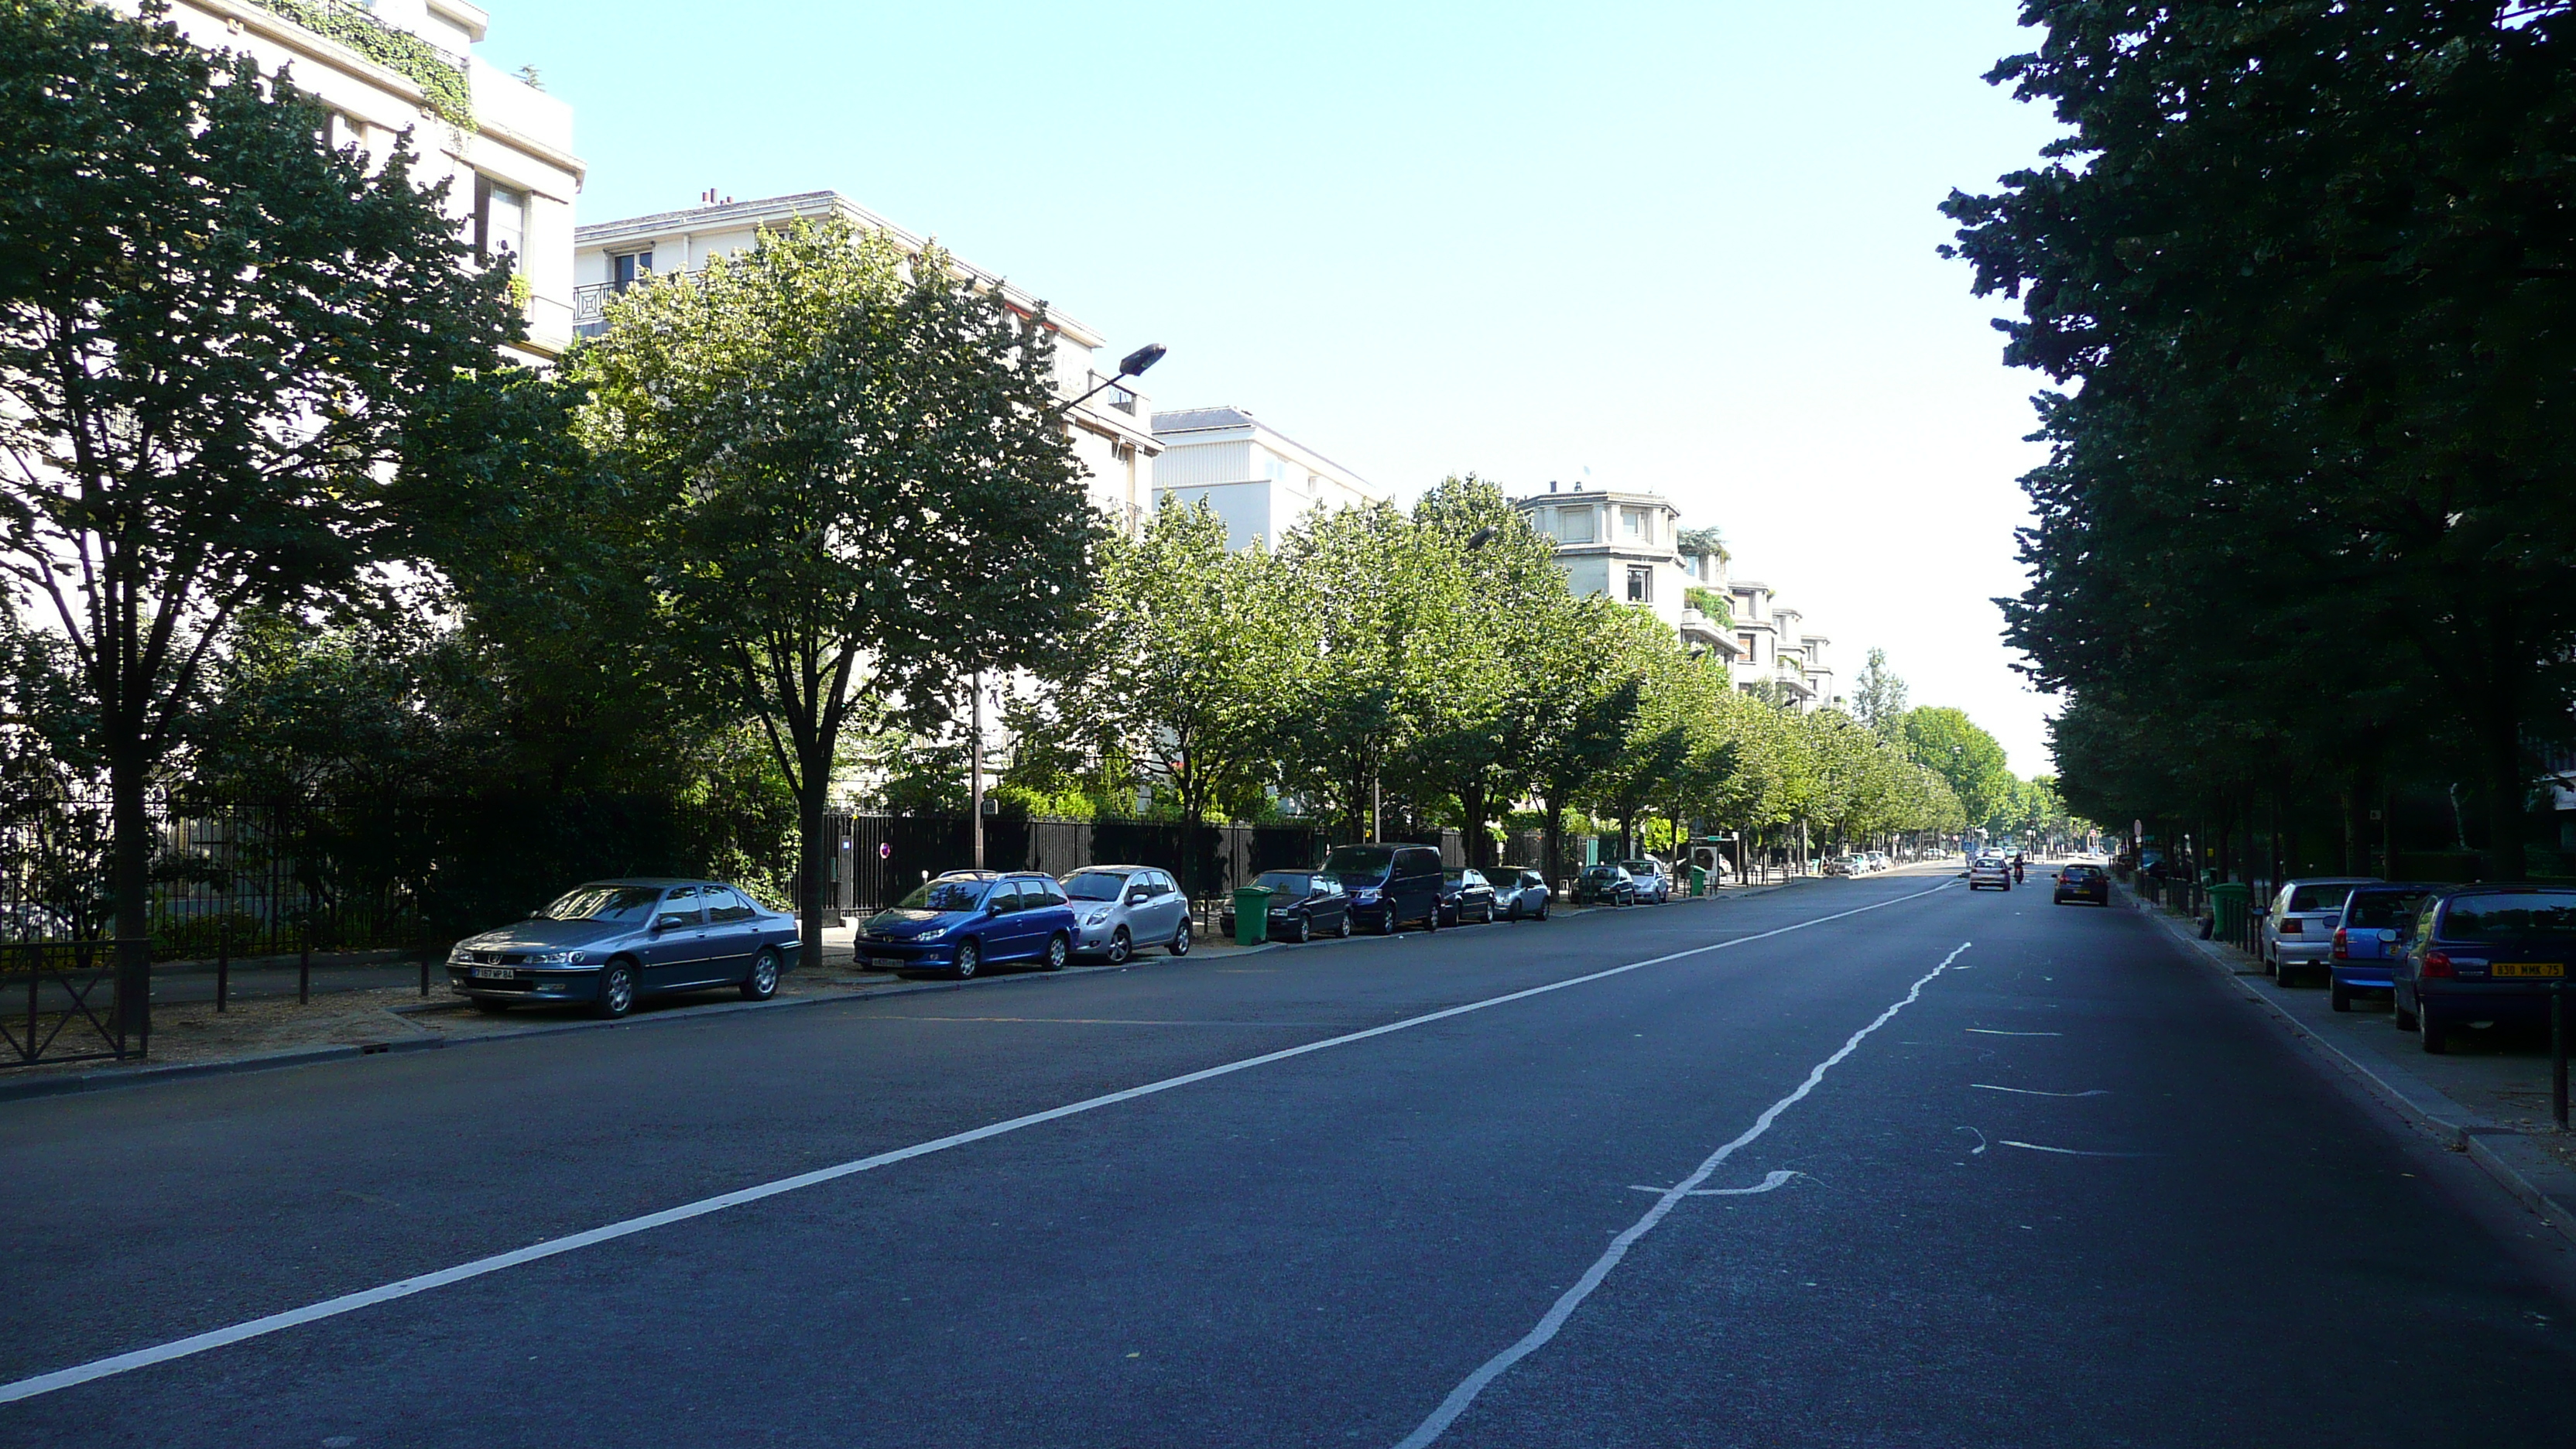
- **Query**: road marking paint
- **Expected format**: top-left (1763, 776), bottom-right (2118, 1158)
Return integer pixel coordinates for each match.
top-left (0, 882), bottom-right (1960, 1407)
top-left (1965, 1029), bottom-right (2060, 1036)
top-left (1391, 940), bottom-right (1973, 1449)
top-left (1969, 1084), bottom-right (2109, 1098)
top-left (869, 1016), bottom-right (1337, 1027)
top-left (1997, 1140), bottom-right (2146, 1158)
top-left (1955, 1126), bottom-right (1989, 1155)
top-left (1625, 1170), bottom-right (1800, 1197)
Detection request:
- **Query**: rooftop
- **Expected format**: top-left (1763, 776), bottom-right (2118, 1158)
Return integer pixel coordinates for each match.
top-left (1151, 406), bottom-right (1372, 492)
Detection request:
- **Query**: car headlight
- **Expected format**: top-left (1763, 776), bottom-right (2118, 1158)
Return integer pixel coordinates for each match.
top-left (526, 950), bottom-right (587, 965)
top-left (1083, 907), bottom-right (1112, 925)
top-left (447, 945), bottom-right (473, 964)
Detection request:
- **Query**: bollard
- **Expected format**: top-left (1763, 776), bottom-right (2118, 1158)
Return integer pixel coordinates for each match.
top-left (215, 920), bottom-right (229, 1014)
top-left (420, 949), bottom-right (430, 998)
top-left (2554, 981), bottom-right (2567, 1132)
top-left (298, 939), bottom-right (311, 1005)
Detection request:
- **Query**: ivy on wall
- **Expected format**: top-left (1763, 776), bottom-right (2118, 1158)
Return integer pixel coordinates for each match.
top-left (1685, 586), bottom-right (1733, 629)
top-left (249, 0), bottom-right (473, 130)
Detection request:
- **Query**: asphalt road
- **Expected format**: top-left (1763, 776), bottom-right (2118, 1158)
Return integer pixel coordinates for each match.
top-left (5, 869), bottom-right (2574, 1447)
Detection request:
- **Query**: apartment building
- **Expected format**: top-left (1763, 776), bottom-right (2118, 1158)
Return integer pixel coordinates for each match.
top-left (1511, 484), bottom-right (1738, 664)
top-left (125, 0), bottom-right (584, 366)
top-left (1147, 407), bottom-right (1386, 550)
top-left (1726, 581), bottom-right (1840, 711)
top-left (572, 192), bottom-right (1162, 526)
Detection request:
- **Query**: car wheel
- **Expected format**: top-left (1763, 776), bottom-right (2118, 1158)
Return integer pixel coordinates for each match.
top-left (740, 947), bottom-right (781, 1001)
top-left (1336, 911), bottom-right (1352, 938)
top-left (2263, 947), bottom-right (2278, 978)
top-left (1292, 914), bottom-right (1310, 944)
top-left (1167, 921), bottom-right (1191, 957)
top-left (954, 939), bottom-right (981, 979)
top-left (1536, 900), bottom-right (1549, 921)
top-left (593, 961), bottom-right (636, 1019)
top-left (2330, 981), bottom-right (2351, 1012)
top-left (1481, 901), bottom-right (1495, 923)
top-left (1041, 933), bottom-right (1069, 971)
top-left (2420, 999), bottom-right (2448, 1053)
top-left (1105, 927), bottom-right (1132, 966)
top-left (471, 999), bottom-right (512, 1016)
top-left (2395, 992), bottom-right (2419, 1032)
top-left (1424, 906), bottom-right (1440, 933)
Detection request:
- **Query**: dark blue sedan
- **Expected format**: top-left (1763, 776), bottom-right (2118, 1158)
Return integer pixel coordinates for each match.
top-left (858, 871), bottom-right (1078, 978)
top-left (2396, 886), bottom-right (2576, 1052)
top-left (448, 879), bottom-right (800, 1018)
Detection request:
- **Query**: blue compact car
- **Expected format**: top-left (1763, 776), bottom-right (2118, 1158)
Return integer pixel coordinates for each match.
top-left (858, 871), bottom-right (1079, 978)
top-left (448, 879), bottom-right (800, 1019)
top-left (2327, 882), bottom-right (2452, 1012)
top-left (2396, 886), bottom-right (2576, 1053)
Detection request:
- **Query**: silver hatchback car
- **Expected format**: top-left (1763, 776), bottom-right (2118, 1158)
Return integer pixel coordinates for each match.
top-left (2264, 876), bottom-right (2379, 984)
top-left (1060, 865), bottom-right (1194, 964)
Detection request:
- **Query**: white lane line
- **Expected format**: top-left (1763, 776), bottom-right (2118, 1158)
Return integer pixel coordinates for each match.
top-left (1966, 1028), bottom-right (2060, 1036)
top-left (1956, 1126), bottom-right (1990, 1155)
top-left (1625, 1170), bottom-right (1800, 1197)
top-left (1970, 1084), bottom-right (2108, 1098)
top-left (0, 882), bottom-right (1959, 1407)
top-left (1389, 940), bottom-right (1975, 1449)
top-left (1998, 1140), bottom-right (2146, 1158)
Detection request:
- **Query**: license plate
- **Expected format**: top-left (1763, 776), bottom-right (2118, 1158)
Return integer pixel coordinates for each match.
top-left (2492, 962), bottom-right (2565, 978)
top-left (868, 956), bottom-right (908, 971)
top-left (472, 966), bottom-right (516, 980)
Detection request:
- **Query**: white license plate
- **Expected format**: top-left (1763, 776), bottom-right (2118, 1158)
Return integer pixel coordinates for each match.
top-left (869, 956), bottom-right (908, 971)
top-left (472, 966), bottom-right (517, 980)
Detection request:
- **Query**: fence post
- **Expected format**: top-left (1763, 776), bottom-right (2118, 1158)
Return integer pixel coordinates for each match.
top-left (215, 916), bottom-right (229, 1014)
top-left (298, 934), bottom-right (311, 1006)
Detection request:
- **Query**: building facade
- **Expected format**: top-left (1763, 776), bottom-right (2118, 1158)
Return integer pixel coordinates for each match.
top-left (1147, 407), bottom-right (1386, 550)
top-left (572, 192), bottom-right (1162, 527)
top-left (1511, 484), bottom-right (1738, 665)
top-left (122, 0), bottom-right (584, 366)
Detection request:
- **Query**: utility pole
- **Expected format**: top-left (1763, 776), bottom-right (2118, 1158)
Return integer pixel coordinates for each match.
top-left (969, 671), bottom-right (985, 870)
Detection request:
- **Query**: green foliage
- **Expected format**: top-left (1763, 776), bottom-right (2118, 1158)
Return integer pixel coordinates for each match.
top-left (249, 0), bottom-right (474, 128)
top-left (1684, 586), bottom-right (1733, 629)
top-left (1900, 707), bottom-right (2013, 829)
top-left (1851, 649), bottom-right (1908, 740)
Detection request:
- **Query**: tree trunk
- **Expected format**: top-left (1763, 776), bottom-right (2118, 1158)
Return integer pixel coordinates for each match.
top-left (2482, 712), bottom-right (2530, 880)
top-left (1540, 793), bottom-right (1564, 895)
top-left (796, 763), bottom-right (830, 971)
top-left (1459, 783), bottom-right (1491, 871)
top-left (111, 753), bottom-right (151, 1050)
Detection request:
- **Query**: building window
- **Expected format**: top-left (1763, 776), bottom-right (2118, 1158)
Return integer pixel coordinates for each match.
top-left (1620, 505), bottom-right (1650, 541)
top-left (611, 250), bottom-right (653, 292)
top-left (1555, 506), bottom-right (1595, 543)
top-left (1738, 634), bottom-right (1756, 659)
top-left (1626, 566), bottom-right (1653, 604)
top-left (473, 176), bottom-right (526, 269)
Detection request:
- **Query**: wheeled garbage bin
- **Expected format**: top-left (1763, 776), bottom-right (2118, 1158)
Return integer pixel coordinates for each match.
top-left (1232, 886), bottom-right (1273, 946)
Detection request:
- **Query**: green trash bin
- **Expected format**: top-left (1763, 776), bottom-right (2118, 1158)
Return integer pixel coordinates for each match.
top-left (2207, 883), bottom-right (2250, 944)
top-left (1232, 886), bottom-right (1273, 945)
top-left (1688, 865), bottom-right (1709, 899)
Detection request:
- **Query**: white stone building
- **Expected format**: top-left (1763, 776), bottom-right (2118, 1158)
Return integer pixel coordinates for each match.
top-left (119, 0), bottom-right (584, 367)
top-left (1146, 407), bottom-right (1387, 550)
top-left (572, 192), bottom-right (1163, 527)
top-left (1511, 484), bottom-right (1738, 666)
top-left (1725, 581), bottom-right (1840, 711)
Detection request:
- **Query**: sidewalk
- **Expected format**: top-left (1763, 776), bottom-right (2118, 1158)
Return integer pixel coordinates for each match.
top-left (2124, 886), bottom-right (2576, 1242)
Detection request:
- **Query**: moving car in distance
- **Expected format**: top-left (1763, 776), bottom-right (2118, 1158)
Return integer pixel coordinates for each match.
top-left (1437, 867), bottom-right (1499, 925)
top-left (2396, 886), bottom-right (2576, 1053)
top-left (1968, 856), bottom-right (2013, 891)
top-left (1321, 844), bottom-right (1444, 934)
top-left (2263, 876), bottom-right (2380, 985)
top-left (1218, 870), bottom-right (1351, 943)
top-left (1060, 865), bottom-right (1192, 964)
top-left (2328, 882), bottom-right (2452, 1012)
top-left (1622, 858), bottom-right (1676, 903)
top-left (448, 879), bottom-right (797, 1019)
top-left (859, 871), bottom-right (1079, 978)
top-left (1574, 863), bottom-right (1638, 906)
top-left (2052, 862), bottom-right (2109, 905)
top-left (1491, 867), bottom-right (1551, 921)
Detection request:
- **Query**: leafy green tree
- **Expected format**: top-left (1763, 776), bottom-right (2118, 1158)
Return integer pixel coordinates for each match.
top-left (1901, 707), bottom-right (2014, 831)
top-left (1519, 598), bottom-right (1656, 883)
top-left (1274, 502), bottom-right (1412, 839)
top-left (1852, 649), bottom-right (1909, 741)
top-left (0, 0), bottom-right (519, 1014)
top-left (570, 218), bottom-right (1098, 964)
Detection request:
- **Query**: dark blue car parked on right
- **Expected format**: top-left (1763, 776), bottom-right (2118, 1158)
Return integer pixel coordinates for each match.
top-left (2395, 886), bottom-right (2576, 1053)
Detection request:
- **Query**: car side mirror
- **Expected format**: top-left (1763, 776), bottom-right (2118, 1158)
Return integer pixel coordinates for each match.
top-left (653, 913), bottom-right (690, 932)
top-left (1126, 889), bottom-right (1149, 904)
top-left (986, 900), bottom-right (1007, 916)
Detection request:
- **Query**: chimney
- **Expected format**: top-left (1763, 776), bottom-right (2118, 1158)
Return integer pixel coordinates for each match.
top-left (1548, 480), bottom-right (1558, 493)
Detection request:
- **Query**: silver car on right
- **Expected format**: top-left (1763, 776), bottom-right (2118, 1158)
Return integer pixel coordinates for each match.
top-left (1059, 865), bottom-right (1194, 964)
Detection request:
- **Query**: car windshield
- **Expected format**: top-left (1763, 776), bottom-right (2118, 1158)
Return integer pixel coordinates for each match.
top-left (1583, 865), bottom-right (1618, 878)
top-left (2290, 884), bottom-right (2363, 913)
top-left (1063, 872), bottom-right (1129, 901)
top-left (2444, 892), bottom-right (2576, 942)
top-left (1622, 861), bottom-right (1656, 874)
top-left (539, 886), bottom-right (666, 923)
top-left (1321, 846), bottom-right (1393, 881)
top-left (898, 879), bottom-right (989, 913)
top-left (2347, 890), bottom-right (2437, 929)
top-left (1255, 872), bottom-right (1314, 892)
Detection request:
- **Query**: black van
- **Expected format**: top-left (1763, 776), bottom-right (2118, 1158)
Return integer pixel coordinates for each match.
top-left (1320, 844), bottom-right (1445, 934)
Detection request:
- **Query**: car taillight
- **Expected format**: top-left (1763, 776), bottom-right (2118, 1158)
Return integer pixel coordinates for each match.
top-left (2424, 951), bottom-right (2455, 978)
top-left (2331, 928), bottom-right (2348, 961)
top-left (2279, 919), bottom-right (2303, 935)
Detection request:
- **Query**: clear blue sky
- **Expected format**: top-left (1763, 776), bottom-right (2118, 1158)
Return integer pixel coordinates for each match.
top-left (493, 1), bottom-right (2066, 774)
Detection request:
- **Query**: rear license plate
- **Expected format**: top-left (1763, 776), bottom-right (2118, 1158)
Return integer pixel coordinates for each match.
top-left (2493, 962), bottom-right (2564, 978)
top-left (472, 966), bottom-right (516, 980)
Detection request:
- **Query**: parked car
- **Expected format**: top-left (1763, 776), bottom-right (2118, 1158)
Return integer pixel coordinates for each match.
top-left (858, 871), bottom-right (1079, 978)
top-left (1968, 856), bottom-right (2012, 891)
top-left (1867, 851), bottom-right (1893, 872)
top-left (1492, 867), bottom-right (1552, 921)
top-left (1321, 844), bottom-right (1444, 933)
top-left (1218, 870), bottom-right (1351, 942)
top-left (1619, 858), bottom-right (1675, 903)
top-left (2052, 862), bottom-right (2109, 906)
top-left (1060, 865), bottom-right (1194, 963)
top-left (2263, 876), bottom-right (2380, 984)
top-left (1574, 863), bottom-right (1639, 906)
top-left (1437, 867), bottom-right (1499, 925)
top-left (1822, 856), bottom-right (1858, 878)
top-left (2395, 886), bottom-right (2576, 1053)
top-left (447, 879), bottom-right (799, 1019)
top-left (2328, 882), bottom-right (2453, 1012)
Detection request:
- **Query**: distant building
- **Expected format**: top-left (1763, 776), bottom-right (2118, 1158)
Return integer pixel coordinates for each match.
top-left (127, 0), bottom-right (584, 366)
top-left (572, 191), bottom-right (1162, 527)
top-left (1510, 484), bottom-right (1738, 665)
top-left (1146, 407), bottom-right (1386, 550)
top-left (1726, 581), bottom-right (1840, 711)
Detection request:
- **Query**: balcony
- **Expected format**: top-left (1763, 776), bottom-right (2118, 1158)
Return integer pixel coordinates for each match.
top-left (572, 282), bottom-right (612, 337)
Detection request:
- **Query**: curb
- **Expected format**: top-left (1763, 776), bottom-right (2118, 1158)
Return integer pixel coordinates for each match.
top-left (2122, 886), bottom-right (2576, 1244)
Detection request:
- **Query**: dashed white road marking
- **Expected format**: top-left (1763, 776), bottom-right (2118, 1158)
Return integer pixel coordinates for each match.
top-left (1966, 1028), bottom-right (2061, 1036)
top-left (1390, 940), bottom-right (1975, 1449)
top-left (0, 882), bottom-right (1961, 1407)
top-left (1971, 1084), bottom-right (2108, 1098)
top-left (1625, 1170), bottom-right (1801, 1197)
top-left (1999, 1140), bottom-right (2146, 1158)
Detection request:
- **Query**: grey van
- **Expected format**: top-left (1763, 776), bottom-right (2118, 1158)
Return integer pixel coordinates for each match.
top-left (1322, 844), bottom-right (1444, 934)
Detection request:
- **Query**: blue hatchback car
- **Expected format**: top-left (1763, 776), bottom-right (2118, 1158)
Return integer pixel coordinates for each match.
top-left (858, 871), bottom-right (1078, 978)
top-left (2396, 886), bottom-right (2576, 1053)
top-left (2326, 882), bottom-right (2453, 1012)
